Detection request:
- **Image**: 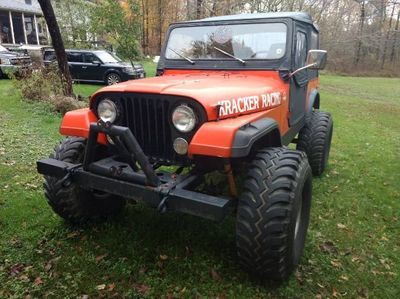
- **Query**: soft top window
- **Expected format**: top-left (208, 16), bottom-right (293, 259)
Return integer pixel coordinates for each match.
top-left (165, 23), bottom-right (287, 61)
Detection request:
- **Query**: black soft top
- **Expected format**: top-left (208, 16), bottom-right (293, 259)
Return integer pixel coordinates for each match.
top-left (175, 12), bottom-right (318, 31)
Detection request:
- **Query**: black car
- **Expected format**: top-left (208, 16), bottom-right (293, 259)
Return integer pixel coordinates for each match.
top-left (43, 49), bottom-right (146, 85)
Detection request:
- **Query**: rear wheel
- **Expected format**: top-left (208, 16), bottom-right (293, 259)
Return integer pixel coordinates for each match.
top-left (44, 137), bottom-right (125, 223)
top-left (236, 147), bottom-right (312, 281)
top-left (297, 111), bottom-right (333, 176)
top-left (105, 72), bottom-right (121, 85)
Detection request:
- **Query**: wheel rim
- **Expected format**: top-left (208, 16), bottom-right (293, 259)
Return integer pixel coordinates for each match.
top-left (107, 74), bottom-right (120, 85)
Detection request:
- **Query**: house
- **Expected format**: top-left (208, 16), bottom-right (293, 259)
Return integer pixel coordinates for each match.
top-left (0, 0), bottom-right (49, 47)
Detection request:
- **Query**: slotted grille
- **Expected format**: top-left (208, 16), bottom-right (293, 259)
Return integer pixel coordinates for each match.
top-left (121, 94), bottom-right (176, 163)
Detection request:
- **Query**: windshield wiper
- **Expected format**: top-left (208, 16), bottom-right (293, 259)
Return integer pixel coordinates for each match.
top-left (168, 48), bottom-right (195, 65)
top-left (213, 46), bottom-right (245, 65)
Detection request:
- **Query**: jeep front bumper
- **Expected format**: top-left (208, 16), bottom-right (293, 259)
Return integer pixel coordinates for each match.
top-left (37, 122), bottom-right (233, 221)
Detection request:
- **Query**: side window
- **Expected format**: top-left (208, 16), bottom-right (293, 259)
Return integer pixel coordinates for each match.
top-left (84, 53), bottom-right (96, 63)
top-left (44, 51), bottom-right (55, 61)
top-left (295, 31), bottom-right (307, 67)
top-left (67, 52), bottom-right (83, 63)
top-left (310, 30), bottom-right (319, 50)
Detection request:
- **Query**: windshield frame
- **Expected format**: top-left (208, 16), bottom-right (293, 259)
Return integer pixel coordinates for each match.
top-left (165, 22), bottom-right (288, 62)
top-left (159, 18), bottom-right (293, 71)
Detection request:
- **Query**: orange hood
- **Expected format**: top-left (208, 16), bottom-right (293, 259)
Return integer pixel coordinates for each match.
top-left (91, 70), bottom-right (289, 120)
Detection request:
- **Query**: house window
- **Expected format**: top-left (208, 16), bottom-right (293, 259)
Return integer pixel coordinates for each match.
top-left (12, 12), bottom-right (25, 44)
top-left (25, 0), bottom-right (32, 5)
top-left (0, 11), bottom-right (12, 43)
top-left (24, 14), bottom-right (37, 44)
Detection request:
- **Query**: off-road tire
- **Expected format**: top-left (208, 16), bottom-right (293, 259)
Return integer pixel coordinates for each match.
top-left (44, 137), bottom-right (125, 223)
top-left (236, 147), bottom-right (312, 281)
top-left (297, 111), bottom-right (333, 176)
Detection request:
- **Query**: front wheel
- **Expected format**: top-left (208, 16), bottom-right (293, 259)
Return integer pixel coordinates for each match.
top-left (44, 137), bottom-right (125, 223)
top-left (236, 147), bottom-right (312, 281)
top-left (105, 72), bottom-right (121, 85)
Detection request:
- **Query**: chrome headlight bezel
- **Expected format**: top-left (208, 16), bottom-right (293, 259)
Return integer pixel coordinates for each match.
top-left (172, 104), bottom-right (197, 133)
top-left (97, 99), bottom-right (118, 123)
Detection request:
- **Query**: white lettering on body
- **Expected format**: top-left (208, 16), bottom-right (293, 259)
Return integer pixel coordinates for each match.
top-left (217, 92), bottom-right (283, 117)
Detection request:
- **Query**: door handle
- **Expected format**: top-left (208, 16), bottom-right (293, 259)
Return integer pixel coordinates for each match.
top-left (82, 66), bottom-right (87, 69)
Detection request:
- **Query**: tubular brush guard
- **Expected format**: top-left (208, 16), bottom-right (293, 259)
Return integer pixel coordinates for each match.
top-left (37, 121), bottom-right (233, 221)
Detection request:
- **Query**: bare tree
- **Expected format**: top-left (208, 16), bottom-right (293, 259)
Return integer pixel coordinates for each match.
top-left (38, 0), bottom-right (73, 96)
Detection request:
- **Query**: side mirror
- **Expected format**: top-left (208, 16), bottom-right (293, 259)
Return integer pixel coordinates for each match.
top-left (306, 50), bottom-right (327, 70)
top-left (92, 60), bottom-right (102, 65)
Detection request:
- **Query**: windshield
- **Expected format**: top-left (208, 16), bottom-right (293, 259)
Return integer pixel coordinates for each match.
top-left (0, 45), bottom-right (9, 52)
top-left (96, 51), bottom-right (122, 63)
top-left (165, 23), bottom-right (287, 61)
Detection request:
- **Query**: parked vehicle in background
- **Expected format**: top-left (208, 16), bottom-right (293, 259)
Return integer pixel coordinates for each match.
top-left (0, 45), bottom-right (32, 78)
top-left (13, 45), bottom-right (52, 66)
top-left (43, 49), bottom-right (146, 85)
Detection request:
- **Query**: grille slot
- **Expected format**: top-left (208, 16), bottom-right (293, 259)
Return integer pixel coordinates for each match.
top-left (122, 94), bottom-right (174, 163)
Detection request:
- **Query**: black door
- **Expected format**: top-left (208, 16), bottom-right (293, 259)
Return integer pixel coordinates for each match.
top-left (289, 28), bottom-right (309, 127)
top-left (82, 53), bottom-right (103, 81)
top-left (66, 52), bottom-right (84, 81)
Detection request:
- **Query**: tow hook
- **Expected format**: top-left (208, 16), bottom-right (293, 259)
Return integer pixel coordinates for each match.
top-left (157, 196), bottom-right (169, 213)
top-left (53, 164), bottom-right (82, 189)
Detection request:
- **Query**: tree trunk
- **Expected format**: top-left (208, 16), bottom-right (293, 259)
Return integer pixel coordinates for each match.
top-left (141, 0), bottom-right (146, 55)
top-left (196, 0), bottom-right (203, 18)
top-left (381, 3), bottom-right (396, 68)
top-left (354, 0), bottom-right (365, 67)
top-left (38, 0), bottom-right (73, 96)
top-left (158, 0), bottom-right (163, 53)
top-left (390, 7), bottom-right (400, 63)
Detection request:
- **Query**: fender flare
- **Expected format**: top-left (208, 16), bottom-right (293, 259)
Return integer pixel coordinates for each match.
top-left (231, 117), bottom-right (281, 157)
top-left (59, 108), bottom-right (106, 144)
top-left (307, 89), bottom-right (320, 115)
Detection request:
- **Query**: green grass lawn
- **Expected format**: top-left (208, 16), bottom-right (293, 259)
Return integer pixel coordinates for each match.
top-left (0, 73), bottom-right (399, 298)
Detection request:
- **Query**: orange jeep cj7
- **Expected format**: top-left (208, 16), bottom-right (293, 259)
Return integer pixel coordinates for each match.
top-left (37, 12), bottom-right (333, 281)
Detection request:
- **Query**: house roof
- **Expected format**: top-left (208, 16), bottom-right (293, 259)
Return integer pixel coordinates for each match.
top-left (0, 0), bottom-right (42, 15)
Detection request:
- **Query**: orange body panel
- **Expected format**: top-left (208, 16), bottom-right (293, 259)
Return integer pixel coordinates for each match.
top-left (60, 69), bottom-right (318, 158)
top-left (60, 108), bottom-right (106, 144)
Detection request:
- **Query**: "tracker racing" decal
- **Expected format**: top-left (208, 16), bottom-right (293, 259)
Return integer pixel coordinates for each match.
top-left (217, 92), bottom-right (284, 117)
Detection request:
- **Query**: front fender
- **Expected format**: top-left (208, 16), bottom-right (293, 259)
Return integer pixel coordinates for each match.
top-left (60, 108), bottom-right (106, 144)
top-left (188, 109), bottom-right (281, 158)
top-left (307, 89), bottom-right (320, 115)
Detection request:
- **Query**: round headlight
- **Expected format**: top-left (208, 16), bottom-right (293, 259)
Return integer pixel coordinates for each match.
top-left (97, 99), bottom-right (117, 123)
top-left (172, 105), bottom-right (196, 133)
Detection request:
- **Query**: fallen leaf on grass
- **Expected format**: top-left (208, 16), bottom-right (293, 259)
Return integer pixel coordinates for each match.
top-left (34, 276), bottom-right (43, 285)
top-left (159, 254), bottom-right (168, 261)
top-left (67, 231), bottom-right (80, 239)
top-left (133, 283), bottom-right (150, 295)
top-left (96, 284), bottom-right (106, 290)
top-left (340, 275), bottom-right (349, 281)
top-left (108, 283), bottom-right (116, 291)
top-left (95, 254), bottom-right (108, 262)
top-left (210, 268), bottom-right (221, 281)
top-left (332, 287), bottom-right (338, 298)
top-left (319, 240), bottom-right (338, 255)
top-left (330, 260), bottom-right (342, 268)
top-left (9, 263), bottom-right (25, 277)
top-left (336, 223), bottom-right (347, 229)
